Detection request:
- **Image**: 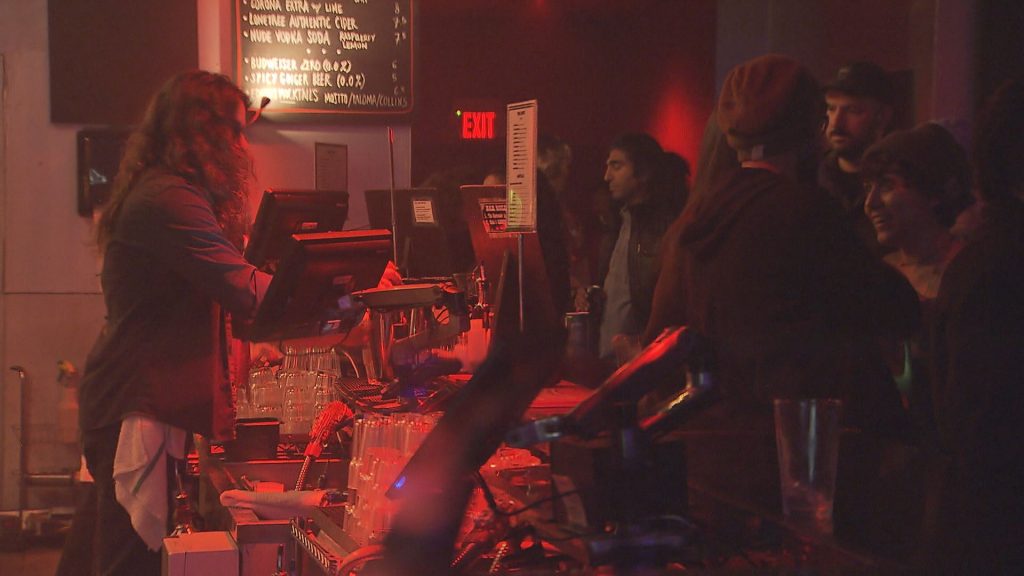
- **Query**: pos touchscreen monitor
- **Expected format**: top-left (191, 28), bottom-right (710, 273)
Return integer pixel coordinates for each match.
top-left (241, 229), bottom-right (391, 343)
top-left (365, 187), bottom-right (474, 280)
top-left (244, 189), bottom-right (349, 271)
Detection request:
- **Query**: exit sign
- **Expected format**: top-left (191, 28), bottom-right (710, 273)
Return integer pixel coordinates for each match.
top-left (458, 110), bottom-right (497, 140)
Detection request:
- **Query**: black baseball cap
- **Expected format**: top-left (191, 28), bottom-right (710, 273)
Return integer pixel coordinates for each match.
top-left (823, 61), bottom-right (894, 105)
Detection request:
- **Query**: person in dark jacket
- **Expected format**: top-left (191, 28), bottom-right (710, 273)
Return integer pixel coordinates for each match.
top-left (644, 114), bottom-right (737, 346)
top-left (645, 54), bottom-right (918, 514)
top-left (926, 78), bottom-right (1024, 573)
top-left (597, 133), bottom-right (686, 363)
top-left (859, 123), bottom-right (974, 450)
top-left (77, 71), bottom-right (272, 575)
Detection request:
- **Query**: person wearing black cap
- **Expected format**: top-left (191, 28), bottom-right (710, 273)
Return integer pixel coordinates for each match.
top-left (819, 61), bottom-right (896, 251)
top-left (646, 54), bottom-right (917, 513)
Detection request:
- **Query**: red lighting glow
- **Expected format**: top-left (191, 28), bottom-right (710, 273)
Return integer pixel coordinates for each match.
top-left (460, 111), bottom-right (497, 140)
top-left (648, 76), bottom-right (702, 167)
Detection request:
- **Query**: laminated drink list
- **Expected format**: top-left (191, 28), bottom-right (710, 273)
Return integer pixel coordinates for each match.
top-left (236, 0), bottom-right (413, 115)
top-left (505, 100), bottom-right (538, 233)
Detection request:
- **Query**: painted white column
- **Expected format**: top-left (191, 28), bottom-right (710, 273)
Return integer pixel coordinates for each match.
top-left (198, 0), bottom-right (234, 73)
top-left (0, 52), bottom-right (9, 511)
top-left (930, 0), bottom-right (976, 148)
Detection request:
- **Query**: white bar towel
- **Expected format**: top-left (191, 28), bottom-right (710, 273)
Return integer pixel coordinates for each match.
top-left (113, 415), bottom-right (186, 551)
top-left (219, 489), bottom-right (325, 520)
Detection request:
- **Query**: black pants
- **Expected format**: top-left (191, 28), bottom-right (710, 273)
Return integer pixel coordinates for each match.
top-left (55, 481), bottom-right (96, 576)
top-left (80, 422), bottom-right (163, 576)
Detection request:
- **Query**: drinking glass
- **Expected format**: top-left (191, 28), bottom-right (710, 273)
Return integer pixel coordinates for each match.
top-left (773, 398), bottom-right (843, 532)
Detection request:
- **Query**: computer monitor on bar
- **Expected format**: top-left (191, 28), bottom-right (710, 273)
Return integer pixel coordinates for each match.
top-left (244, 189), bottom-right (349, 271)
top-left (240, 229), bottom-right (391, 343)
top-left (364, 187), bottom-right (474, 280)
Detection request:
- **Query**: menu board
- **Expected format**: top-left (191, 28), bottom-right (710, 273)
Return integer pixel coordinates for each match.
top-left (235, 0), bottom-right (413, 116)
top-left (505, 100), bottom-right (538, 233)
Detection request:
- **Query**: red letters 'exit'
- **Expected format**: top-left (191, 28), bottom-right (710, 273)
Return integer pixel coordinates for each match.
top-left (460, 111), bottom-right (496, 140)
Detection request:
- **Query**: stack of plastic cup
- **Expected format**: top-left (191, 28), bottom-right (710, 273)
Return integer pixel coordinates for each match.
top-left (312, 371), bottom-right (337, 415)
top-left (280, 370), bottom-right (317, 435)
top-left (248, 366), bottom-right (282, 421)
top-left (343, 413), bottom-right (438, 545)
top-left (277, 346), bottom-right (344, 434)
top-left (281, 345), bottom-right (305, 371)
top-left (308, 346), bottom-right (341, 378)
top-left (235, 374), bottom-right (254, 420)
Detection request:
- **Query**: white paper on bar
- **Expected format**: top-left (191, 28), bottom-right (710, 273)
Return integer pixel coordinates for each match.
top-left (314, 142), bottom-right (348, 192)
top-left (411, 198), bottom-right (436, 225)
top-left (505, 99), bottom-right (538, 233)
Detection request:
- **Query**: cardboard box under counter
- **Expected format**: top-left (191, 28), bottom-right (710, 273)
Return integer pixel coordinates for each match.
top-left (163, 531), bottom-right (238, 576)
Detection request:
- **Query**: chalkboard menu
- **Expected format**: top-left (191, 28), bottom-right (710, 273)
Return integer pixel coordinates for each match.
top-left (235, 0), bottom-right (413, 116)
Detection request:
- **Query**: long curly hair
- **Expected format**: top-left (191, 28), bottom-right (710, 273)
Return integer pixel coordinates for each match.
top-left (96, 71), bottom-right (253, 249)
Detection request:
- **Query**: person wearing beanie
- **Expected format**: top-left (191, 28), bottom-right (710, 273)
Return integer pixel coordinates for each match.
top-left (818, 61), bottom-right (897, 252)
top-left (862, 122), bottom-right (973, 300)
top-left (644, 54), bottom-right (919, 519)
top-left (859, 123), bottom-right (973, 486)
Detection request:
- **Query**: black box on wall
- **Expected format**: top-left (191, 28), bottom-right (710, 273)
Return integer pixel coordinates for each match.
top-left (77, 128), bottom-right (130, 216)
top-left (49, 0), bottom-right (198, 125)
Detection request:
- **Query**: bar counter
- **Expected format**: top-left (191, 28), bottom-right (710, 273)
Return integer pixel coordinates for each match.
top-left (198, 415), bottom-right (937, 574)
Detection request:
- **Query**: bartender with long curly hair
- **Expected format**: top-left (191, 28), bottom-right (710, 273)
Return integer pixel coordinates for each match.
top-left (76, 70), bottom-right (271, 575)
